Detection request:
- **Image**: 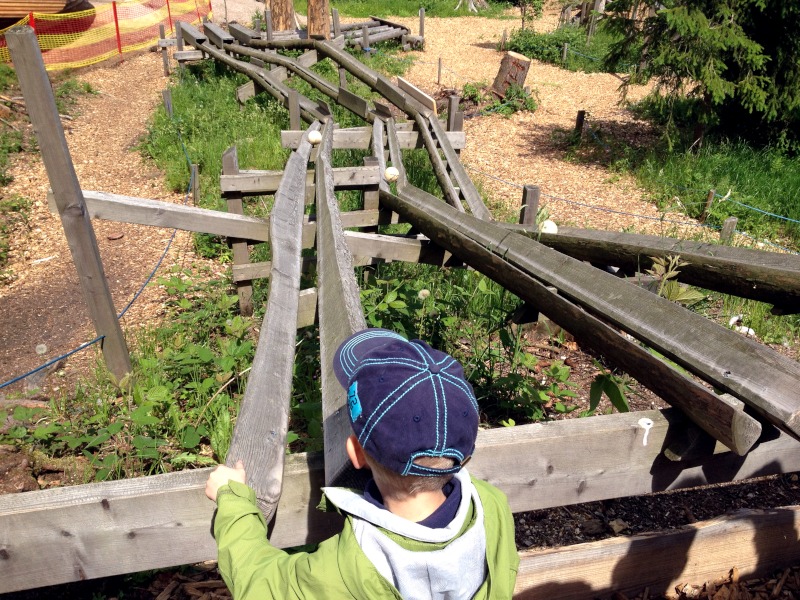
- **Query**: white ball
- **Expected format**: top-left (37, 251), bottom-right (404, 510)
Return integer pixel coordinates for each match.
top-left (540, 219), bottom-right (558, 234)
top-left (307, 130), bottom-right (322, 145)
top-left (384, 166), bottom-right (400, 182)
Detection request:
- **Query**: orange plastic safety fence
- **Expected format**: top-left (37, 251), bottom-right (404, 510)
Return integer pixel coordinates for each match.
top-left (0, 0), bottom-right (212, 70)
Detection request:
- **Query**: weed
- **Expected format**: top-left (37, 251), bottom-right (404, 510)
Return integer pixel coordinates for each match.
top-left (0, 194), bottom-right (32, 276)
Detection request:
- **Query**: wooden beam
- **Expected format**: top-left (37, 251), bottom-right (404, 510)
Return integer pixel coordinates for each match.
top-left (427, 113), bottom-right (492, 221)
top-left (202, 22), bottom-right (234, 49)
top-left (397, 76), bottom-right (437, 115)
top-left (315, 121), bottom-right (368, 486)
top-left (504, 225), bottom-right (800, 310)
top-left (6, 28), bottom-right (131, 381)
top-left (412, 112), bottom-right (463, 211)
top-left (4, 409), bottom-right (800, 594)
top-left (514, 505), bottom-right (800, 599)
top-left (281, 127), bottom-right (466, 150)
top-left (226, 126), bottom-right (317, 520)
top-left (381, 187), bottom-right (764, 455)
top-left (221, 166), bottom-right (380, 195)
top-left (53, 190), bottom-right (272, 242)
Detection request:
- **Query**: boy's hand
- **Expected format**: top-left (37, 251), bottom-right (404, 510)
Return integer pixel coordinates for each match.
top-left (205, 460), bottom-right (246, 502)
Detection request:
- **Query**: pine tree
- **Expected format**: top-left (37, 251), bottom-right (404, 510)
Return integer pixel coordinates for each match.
top-left (605, 0), bottom-right (800, 147)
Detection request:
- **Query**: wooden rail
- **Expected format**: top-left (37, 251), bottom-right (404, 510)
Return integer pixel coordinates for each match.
top-left (505, 225), bottom-right (800, 311)
top-left (314, 121), bottom-right (370, 486)
top-left (224, 125), bottom-right (319, 520)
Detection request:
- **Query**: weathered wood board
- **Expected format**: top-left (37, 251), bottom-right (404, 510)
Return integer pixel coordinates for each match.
top-left (225, 126), bottom-right (318, 520)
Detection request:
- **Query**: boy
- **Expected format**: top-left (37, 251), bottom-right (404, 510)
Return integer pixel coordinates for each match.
top-left (206, 328), bottom-right (519, 599)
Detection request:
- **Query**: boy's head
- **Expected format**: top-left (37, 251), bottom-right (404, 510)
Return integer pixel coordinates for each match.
top-left (333, 328), bottom-right (479, 483)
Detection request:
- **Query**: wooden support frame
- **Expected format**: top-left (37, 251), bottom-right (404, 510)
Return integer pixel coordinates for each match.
top-left (4, 408), bottom-right (800, 594)
top-left (381, 186), bottom-right (764, 455)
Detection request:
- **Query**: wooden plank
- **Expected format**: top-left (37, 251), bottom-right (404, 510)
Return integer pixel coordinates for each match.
top-left (298, 288), bottom-right (318, 328)
top-left (484, 233), bottom-right (800, 438)
top-left (397, 76), bottom-right (437, 115)
top-left (381, 186), bottom-right (764, 454)
top-left (4, 409), bottom-right (800, 593)
top-left (54, 190), bottom-right (272, 243)
top-left (315, 121), bottom-right (368, 486)
top-left (337, 86), bottom-right (370, 120)
top-left (225, 127), bottom-right (317, 520)
top-left (221, 166), bottom-right (379, 195)
top-left (202, 22), bottom-right (234, 49)
top-left (427, 113), bottom-right (492, 221)
top-left (281, 127), bottom-right (466, 150)
top-left (6, 29), bottom-right (131, 381)
top-left (0, 453), bottom-right (340, 594)
top-left (222, 146), bottom-right (254, 317)
top-left (412, 112), bottom-right (463, 211)
top-left (296, 48), bottom-right (319, 68)
top-left (227, 22), bottom-right (259, 44)
top-left (174, 50), bottom-right (205, 62)
top-left (502, 225), bottom-right (800, 310)
top-left (368, 16), bottom-right (411, 33)
top-left (514, 505), bottom-right (800, 599)
top-left (177, 22), bottom-right (207, 46)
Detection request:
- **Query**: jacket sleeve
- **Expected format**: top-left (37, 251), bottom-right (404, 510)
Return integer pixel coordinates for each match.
top-left (213, 481), bottom-right (343, 600)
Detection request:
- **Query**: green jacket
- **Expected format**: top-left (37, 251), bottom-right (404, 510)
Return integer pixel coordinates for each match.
top-left (213, 475), bottom-right (519, 599)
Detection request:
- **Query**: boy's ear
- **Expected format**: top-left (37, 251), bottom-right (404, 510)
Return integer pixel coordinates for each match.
top-left (346, 435), bottom-right (369, 470)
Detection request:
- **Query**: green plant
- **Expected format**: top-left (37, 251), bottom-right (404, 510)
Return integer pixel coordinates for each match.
top-left (462, 81), bottom-right (488, 104)
top-left (53, 77), bottom-right (98, 114)
top-left (587, 367), bottom-right (631, 415)
top-left (0, 194), bottom-right (32, 275)
top-left (645, 255), bottom-right (706, 306)
top-left (484, 84), bottom-right (539, 116)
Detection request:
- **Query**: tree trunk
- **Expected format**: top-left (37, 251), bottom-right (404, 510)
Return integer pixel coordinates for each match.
top-left (307, 0), bottom-right (330, 39)
top-left (271, 0), bottom-right (295, 32)
top-left (491, 51), bottom-right (531, 98)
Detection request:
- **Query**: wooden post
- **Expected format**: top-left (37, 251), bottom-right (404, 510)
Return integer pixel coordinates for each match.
top-left (253, 16), bottom-right (261, 38)
top-left (288, 88), bottom-right (301, 131)
top-left (699, 189), bottom-right (716, 223)
top-left (437, 56), bottom-right (442, 85)
top-left (575, 110), bottom-right (586, 136)
top-left (339, 67), bottom-right (347, 90)
top-left (162, 89), bottom-right (173, 117)
top-left (721, 217), bottom-right (738, 245)
top-left (361, 24), bottom-right (369, 50)
top-left (6, 27), bottom-right (131, 381)
top-left (562, 42), bottom-right (569, 63)
top-left (332, 8), bottom-right (341, 37)
top-left (159, 24), bottom-right (170, 76)
top-left (265, 10), bottom-right (273, 41)
top-left (222, 146), bottom-right (253, 316)
top-left (447, 95), bottom-right (461, 132)
top-left (520, 184), bottom-right (540, 227)
top-left (419, 7), bottom-right (425, 38)
top-left (175, 20), bottom-right (184, 69)
top-left (191, 164), bottom-right (199, 205)
top-left (362, 156), bottom-right (379, 234)
top-left (500, 29), bottom-right (507, 51)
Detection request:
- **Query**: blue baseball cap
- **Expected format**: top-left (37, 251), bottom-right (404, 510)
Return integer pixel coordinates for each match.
top-left (333, 328), bottom-right (479, 477)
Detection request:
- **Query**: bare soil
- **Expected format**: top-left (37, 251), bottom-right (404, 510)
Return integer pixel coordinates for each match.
top-left (1, 1), bottom-right (799, 598)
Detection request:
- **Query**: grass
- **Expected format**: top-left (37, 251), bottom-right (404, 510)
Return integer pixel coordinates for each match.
top-left (507, 22), bottom-right (633, 74)
top-left (299, 0), bottom-right (514, 19)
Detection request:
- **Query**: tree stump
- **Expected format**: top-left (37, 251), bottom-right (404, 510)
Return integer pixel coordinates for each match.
top-left (491, 51), bottom-right (531, 98)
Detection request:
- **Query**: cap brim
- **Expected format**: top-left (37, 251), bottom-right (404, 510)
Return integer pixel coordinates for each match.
top-left (332, 328), bottom-right (407, 388)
